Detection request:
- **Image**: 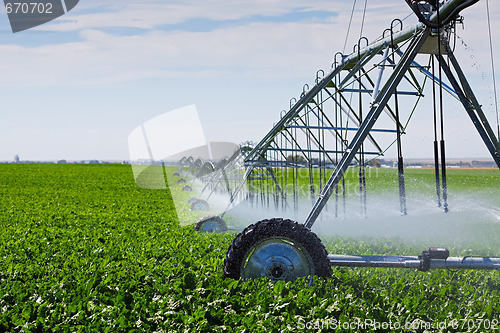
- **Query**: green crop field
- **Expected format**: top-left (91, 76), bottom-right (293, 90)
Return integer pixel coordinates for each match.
top-left (1, 164), bottom-right (500, 332)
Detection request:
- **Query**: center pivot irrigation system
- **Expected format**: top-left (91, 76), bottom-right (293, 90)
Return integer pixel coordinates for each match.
top-left (221, 0), bottom-right (500, 283)
top-left (132, 0), bottom-right (500, 283)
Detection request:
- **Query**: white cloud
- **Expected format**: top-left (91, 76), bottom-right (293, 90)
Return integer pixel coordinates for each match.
top-left (0, 21), bottom-right (345, 87)
top-left (1, 0), bottom-right (499, 160)
top-left (42, 0), bottom-right (413, 34)
top-left (0, 0), bottom-right (495, 96)
top-left (43, 0), bottom-right (345, 31)
top-left (0, 0), bottom-right (430, 88)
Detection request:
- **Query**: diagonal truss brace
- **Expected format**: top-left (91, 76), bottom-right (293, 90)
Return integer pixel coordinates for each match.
top-left (245, 24), bottom-right (426, 163)
top-left (304, 29), bottom-right (430, 229)
top-left (437, 52), bottom-right (500, 167)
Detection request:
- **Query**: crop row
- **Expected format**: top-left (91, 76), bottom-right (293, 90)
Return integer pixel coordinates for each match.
top-left (1, 164), bottom-right (499, 331)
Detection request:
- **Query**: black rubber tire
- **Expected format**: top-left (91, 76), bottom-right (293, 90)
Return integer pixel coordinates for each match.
top-left (182, 185), bottom-right (192, 192)
top-left (173, 172), bottom-right (180, 177)
top-left (194, 215), bottom-right (227, 233)
top-left (223, 218), bottom-right (331, 280)
top-left (190, 199), bottom-right (210, 211)
top-left (177, 178), bottom-right (187, 184)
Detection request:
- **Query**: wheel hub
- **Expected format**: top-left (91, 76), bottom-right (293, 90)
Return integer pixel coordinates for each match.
top-left (190, 199), bottom-right (210, 211)
top-left (199, 221), bottom-right (219, 232)
top-left (265, 259), bottom-right (292, 280)
top-left (241, 238), bottom-right (314, 282)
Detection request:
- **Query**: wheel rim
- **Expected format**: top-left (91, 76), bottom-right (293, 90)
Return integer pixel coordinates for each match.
top-left (191, 200), bottom-right (209, 211)
top-left (199, 220), bottom-right (220, 232)
top-left (240, 237), bottom-right (315, 282)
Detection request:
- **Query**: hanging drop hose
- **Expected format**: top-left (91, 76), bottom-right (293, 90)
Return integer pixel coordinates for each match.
top-left (431, 58), bottom-right (442, 208)
top-left (436, 3), bottom-right (449, 213)
top-left (405, 0), bottom-right (479, 29)
top-left (391, 21), bottom-right (408, 216)
top-left (357, 38), bottom-right (368, 218)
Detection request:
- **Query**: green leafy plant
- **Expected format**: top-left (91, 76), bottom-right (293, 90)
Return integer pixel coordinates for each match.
top-left (0, 164), bottom-right (499, 332)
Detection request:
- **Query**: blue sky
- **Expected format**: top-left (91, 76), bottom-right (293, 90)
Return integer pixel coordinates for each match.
top-left (0, 0), bottom-right (498, 161)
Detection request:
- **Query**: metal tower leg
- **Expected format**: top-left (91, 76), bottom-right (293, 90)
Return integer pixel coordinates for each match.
top-left (436, 52), bottom-right (500, 168)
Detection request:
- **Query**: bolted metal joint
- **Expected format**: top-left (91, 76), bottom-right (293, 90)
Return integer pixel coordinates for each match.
top-left (418, 247), bottom-right (450, 271)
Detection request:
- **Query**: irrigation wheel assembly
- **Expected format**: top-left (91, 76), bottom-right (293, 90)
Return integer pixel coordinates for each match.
top-left (147, 0), bottom-right (500, 282)
top-left (194, 215), bottom-right (228, 233)
top-left (223, 219), bottom-right (331, 282)
top-left (218, 0), bottom-right (500, 282)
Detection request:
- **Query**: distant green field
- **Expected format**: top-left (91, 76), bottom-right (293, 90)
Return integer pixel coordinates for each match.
top-left (1, 164), bottom-right (500, 332)
top-left (246, 166), bottom-right (500, 196)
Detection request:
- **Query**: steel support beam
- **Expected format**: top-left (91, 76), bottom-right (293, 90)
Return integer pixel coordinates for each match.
top-left (436, 53), bottom-right (500, 168)
top-left (246, 63), bottom-right (349, 162)
top-left (245, 25), bottom-right (429, 164)
top-left (304, 30), bottom-right (430, 229)
top-left (328, 254), bottom-right (500, 270)
top-left (288, 125), bottom-right (397, 133)
top-left (245, 0), bottom-right (474, 165)
top-left (446, 51), bottom-right (500, 153)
